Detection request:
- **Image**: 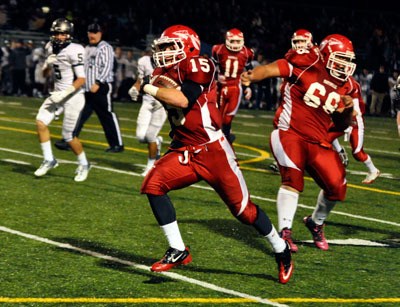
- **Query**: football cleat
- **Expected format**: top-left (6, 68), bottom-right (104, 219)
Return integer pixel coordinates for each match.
top-left (156, 136), bottom-right (163, 159)
top-left (54, 139), bottom-right (71, 151)
top-left (303, 215), bottom-right (329, 250)
top-left (338, 147), bottom-right (349, 167)
top-left (362, 169), bottom-right (380, 184)
top-left (74, 164), bottom-right (91, 182)
top-left (279, 228), bottom-right (298, 253)
top-left (34, 159), bottom-right (59, 177)
top-left (274, 241), bottom-right (294, 284)
top-left (151, 247), bottom-right (192, 272)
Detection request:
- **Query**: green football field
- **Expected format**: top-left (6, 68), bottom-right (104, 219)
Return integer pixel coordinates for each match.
top-left (0, 96), bottom-right (399, 306)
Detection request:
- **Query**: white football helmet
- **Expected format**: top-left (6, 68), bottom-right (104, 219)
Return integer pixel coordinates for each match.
top-left (225, 28), bottom-right (244, 52)
top-left (319, 34), bottom-right (356, 82)
top-left (152, 24), bottom-right (200, 68)
top-left (291, 29), bottom-right (313, 50)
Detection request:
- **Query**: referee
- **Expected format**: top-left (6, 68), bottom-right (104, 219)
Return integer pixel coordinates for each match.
top-left (55, 23), bottom-right (124, 152)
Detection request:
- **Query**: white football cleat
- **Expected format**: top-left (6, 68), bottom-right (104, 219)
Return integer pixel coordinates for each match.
top-left (34, 159), bottom-right (59, 177)
top-left (362, 169), bottom-right (380, 184)
top-left (74, 164), bottom-right (91, 182)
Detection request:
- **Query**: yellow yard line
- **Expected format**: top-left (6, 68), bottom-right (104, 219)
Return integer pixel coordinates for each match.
top-left (0, 297), bottom-right (399, 304)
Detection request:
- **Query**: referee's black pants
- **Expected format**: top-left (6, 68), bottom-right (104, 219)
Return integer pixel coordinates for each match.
top-left (74, 82), bottom-right (123, 147)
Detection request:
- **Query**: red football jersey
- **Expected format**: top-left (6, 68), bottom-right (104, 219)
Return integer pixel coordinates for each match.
top-left (211, 44), bottom-right (254, 86)
top-left (152, 56), bottom-right (221, 146)
top-left (275, 49), bottom-right (356, 144)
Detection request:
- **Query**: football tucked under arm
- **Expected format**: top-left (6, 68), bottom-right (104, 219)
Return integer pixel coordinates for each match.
top-left (143, 75), bottom-right (189, 108)
top-left (150, 75), bottom-right (180, 89)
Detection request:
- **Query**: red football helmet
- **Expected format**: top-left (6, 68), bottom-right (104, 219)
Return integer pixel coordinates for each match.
top-left (291, 29), bottom-right (313, 50)
top-left (152, 25), bottom-right (200, 68)
top-left (319, 34), bottom-right (356, 82)
top-left (225, 28), bottom-right (244, 52)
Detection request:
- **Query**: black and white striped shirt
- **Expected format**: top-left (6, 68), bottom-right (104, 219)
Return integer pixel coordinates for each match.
top-left (84, 40), bottom-right (114, 91)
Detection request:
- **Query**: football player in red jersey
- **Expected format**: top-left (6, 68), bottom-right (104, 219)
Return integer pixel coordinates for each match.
top-left (327, 76), bottom-right (380, 184)
top-left (270, 29), bottom-right (319, 252)
top-left (139, 25), bottom-right (293, 283)
top-left (211, 28), bottom-right (254, 143)
top-left (242, 34), bottom-right (357, 252)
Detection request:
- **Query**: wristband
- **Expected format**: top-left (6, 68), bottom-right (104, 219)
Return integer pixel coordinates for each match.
top-left (143, 84), bottom-right (159, 97)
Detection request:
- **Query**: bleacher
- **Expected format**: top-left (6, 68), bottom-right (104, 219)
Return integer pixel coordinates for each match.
top-left (0, 29), bottom-right (48, 45)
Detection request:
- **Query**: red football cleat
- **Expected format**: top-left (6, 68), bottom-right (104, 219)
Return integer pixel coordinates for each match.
top-left (275, 241), bottom-right (294, 284)
top-left (303, 215), bottom-right (329, 250)
top-left (280, 228), bottom-right (298, 253)
top-left (151, 247), bottom-right (192, 272)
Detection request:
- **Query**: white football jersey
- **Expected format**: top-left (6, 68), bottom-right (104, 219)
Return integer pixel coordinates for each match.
top-left (137, 55), bottom-right (155, 79)
top-left (50, 43), bottom-right (85, 92)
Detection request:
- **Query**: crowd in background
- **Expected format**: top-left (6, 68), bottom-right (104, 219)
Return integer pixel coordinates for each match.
top-left (1, 0), bottom-right (400, 116)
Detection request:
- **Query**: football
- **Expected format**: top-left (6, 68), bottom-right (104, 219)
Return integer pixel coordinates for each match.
top-left (150, 75), bottom-right (180, 89)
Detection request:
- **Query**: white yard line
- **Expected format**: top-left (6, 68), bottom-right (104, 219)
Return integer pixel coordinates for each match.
top-left (0, 146), bottom-right (399, 305)
top-left (0, 225), bottom-right (285, 306)
top-left (1, 146), bottom-right (398, 227)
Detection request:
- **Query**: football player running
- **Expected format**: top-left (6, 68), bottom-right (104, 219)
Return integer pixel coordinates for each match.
top-left (211, 28), bottom-right (254, 143)
top-left (269, 29), bottom-right (315, 175)
top-left (128, 49), bottom-right (167, 177)
top-left (34, 18), bottom-right (91, 182)
top-left (327, 76), bottom-right (380, 184)
top-left (242, 34), bottom-right (357, 252)
top-left (139, 25), bottom-right (293, 284)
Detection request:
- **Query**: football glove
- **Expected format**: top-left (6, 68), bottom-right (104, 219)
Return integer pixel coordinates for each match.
top-left (338, 146), bottom-right (349, 167)
top-left (128, 86), bottom-right (139, 101)
top-left (42, 54), bottom-right (57, 71)
top-left (244, 86), bottom-right (252, 100)
top-left (49, 85), bottom-right (75, 103)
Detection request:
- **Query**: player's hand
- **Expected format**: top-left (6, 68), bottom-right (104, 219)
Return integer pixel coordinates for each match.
top-left (42, 54), bottom-right (57, 71)
top-left (90, 83), bottom-right (100, 93)
top-left (46, 54), bottom-right (57, 65)
top-left (217, 74), bottom-right (226, 85)
top-left (341, 95), bottom-right (353, 108)
top-left (244, 86), bottom-right (252, 100)
top-left (128, 86), bottom-right (139, 101)
top-left (49, 85), bottom-right (75, 103)
top-left (241, 70), bottom-right (253, 86)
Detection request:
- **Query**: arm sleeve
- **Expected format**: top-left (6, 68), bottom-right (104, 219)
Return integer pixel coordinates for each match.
top-left (181, 80), bottom-right (203, 108)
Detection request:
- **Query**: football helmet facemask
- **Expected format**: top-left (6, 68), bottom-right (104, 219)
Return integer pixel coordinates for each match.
top-left (152, 25), bottom-right (200, 68)
top-left (291, 29), bottom-right (313, 50)
top-left (50, 18), bottom-right (73, 54)
top-left (319, 34), bottom-right (356, 82)
top-left (225, 28), bottom-right (244, 52)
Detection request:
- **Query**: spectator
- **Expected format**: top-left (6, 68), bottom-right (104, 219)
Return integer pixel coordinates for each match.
top-left (9, 39), bottom-right (29, 96)
top-left (370, 64), bottom-right (389, 116)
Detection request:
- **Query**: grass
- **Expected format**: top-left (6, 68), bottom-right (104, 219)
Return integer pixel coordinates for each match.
top-left (0, 95), bottom-right (399, 306)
